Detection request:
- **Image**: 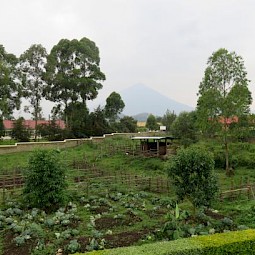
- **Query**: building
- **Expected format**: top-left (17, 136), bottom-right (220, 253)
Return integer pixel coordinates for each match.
top-left (2, 119), bottom-right (65, 139)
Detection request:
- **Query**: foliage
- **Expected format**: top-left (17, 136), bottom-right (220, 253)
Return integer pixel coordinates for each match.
top-left (11, 117), bottom-right (30, 142)
top-left (167, 147), bottom-right (218, 211)
top-left (197, 48), bottom-right (252, 174)
top-left (171, 111), bottom-right (198, 146)
top-left (146, 114), bottom-right (159, 131)
top-left (110, 116), bottom-right (137, 133)
top-left (79, 229), bottom-right (255, 255)
top-left (37, 120), bottom-right (65, 141)
top-left (18, 44), bottom-right (48, 141)
top-left (64, 101), bottom-right (90, 138)
top-left (0, 45), bottom-right (21, 118)
top-left (44, 37), bottom-right (105, 125)
top-left (105, 92), bottom-right (125, 123)
top-left (23, 149), bottom-right (68, 211)
top-left (161, 109), bottom-right (177, 133)
top-left (87, 106), bottom-right (109, 136)
top-left (0, 117), bottom-right (4, 137)
top-left (119, 116), bottom-right (137, 133)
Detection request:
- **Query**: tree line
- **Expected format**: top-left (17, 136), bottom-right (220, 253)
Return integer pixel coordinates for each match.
top-left (0, 38), bottom-right (137, 140)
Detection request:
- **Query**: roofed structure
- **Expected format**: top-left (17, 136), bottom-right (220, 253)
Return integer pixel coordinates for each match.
top-left (131, 136), bottom-right (175, 157)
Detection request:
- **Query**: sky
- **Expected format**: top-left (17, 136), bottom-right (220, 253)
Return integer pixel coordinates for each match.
top-left (1, 0), bottom-right (255, 117)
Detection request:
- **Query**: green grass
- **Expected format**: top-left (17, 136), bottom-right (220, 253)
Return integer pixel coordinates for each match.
top-left (1, 137), bottom-right (255, 253)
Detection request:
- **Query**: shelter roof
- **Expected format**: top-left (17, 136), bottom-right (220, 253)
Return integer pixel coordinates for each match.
top-left (131, 136), bottom-right (175, 140)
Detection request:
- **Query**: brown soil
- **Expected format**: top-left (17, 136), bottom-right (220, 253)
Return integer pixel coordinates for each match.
top-left (3, 232), bottom-right (36, 255)
top-left (205, 209), bottom-right (225, 220)
top-left (90, 205), bottom-right (110, 214)
top-left (104, 229), bottom-right (150, 248)
top-left (95, 212), bottom-right (142, 230)
top-left (77, 229), bottom-right (150, 253)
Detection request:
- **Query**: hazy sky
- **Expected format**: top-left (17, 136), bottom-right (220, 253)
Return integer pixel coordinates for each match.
top-left (1, 0), bottom-right (255, 116)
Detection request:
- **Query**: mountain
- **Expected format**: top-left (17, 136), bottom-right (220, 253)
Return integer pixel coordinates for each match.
top-left (132, 113), bottom-right (150, 122)
top-left (120, 84), bottom-right (193, 116)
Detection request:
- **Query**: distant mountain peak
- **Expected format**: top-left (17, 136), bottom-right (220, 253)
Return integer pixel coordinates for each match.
top-left (120, 84), bottom-right (193, 116)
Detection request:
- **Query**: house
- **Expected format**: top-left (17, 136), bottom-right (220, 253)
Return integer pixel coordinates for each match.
top-left (2, 119), bottom-right (65, 139)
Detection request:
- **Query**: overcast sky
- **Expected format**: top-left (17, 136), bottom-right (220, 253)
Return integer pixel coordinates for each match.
top-left (1, 0), bottom-right (255, 116)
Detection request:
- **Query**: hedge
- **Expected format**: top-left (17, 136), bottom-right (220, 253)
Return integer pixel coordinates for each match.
top-left (73, 229), bottom-right (255, 255)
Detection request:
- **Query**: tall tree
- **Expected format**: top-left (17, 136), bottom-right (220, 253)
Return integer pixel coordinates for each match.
top-left (105, 92), bottom-right (125, 122)
top-left (44, 38), bottom-right (105, 126)
top-left (18, 44), bottom-right (48, 141)
top-left (0, 45), bottom-right (21, 118)
top-left (197, 48), bottom-right (252, 175)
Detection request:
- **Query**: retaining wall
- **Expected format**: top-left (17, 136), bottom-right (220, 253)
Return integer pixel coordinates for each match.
top-left (0, 133), bottom-right (140, 155)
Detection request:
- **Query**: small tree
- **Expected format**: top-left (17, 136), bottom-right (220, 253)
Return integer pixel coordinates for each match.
top-left (171, 111), bottom-right (198, 146)
top-left (146, 114), bottom-right (159, 131)
top-left (161, 109), bottom-right (177, 133)
top-left (23, 149), bottom-right (67, 211)
top-left (105, 92), bottom-right (125, 123)
top-left (167, 147), bottom-right (218, 214)
top-left (11, 118), bottom-right (30, 142)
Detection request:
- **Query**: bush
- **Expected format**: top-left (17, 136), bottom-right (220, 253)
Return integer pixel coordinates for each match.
top-left (166, 147), bottom-right (218, 211)
top-left (75, 229), bottom-right (255, 255)
top-left (23, 149), bottom-right (68, 212)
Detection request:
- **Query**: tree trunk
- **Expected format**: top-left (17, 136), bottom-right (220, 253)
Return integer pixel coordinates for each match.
top-left (223, 120), bottom-right (233, 176)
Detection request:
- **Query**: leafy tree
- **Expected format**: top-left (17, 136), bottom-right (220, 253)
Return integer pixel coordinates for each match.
top-left (167, 147), bottom-right (218, 214)
top-left (11, 117), bottom-right (30, 142)
top-left (119, 116), bottom-right (137, 133)
top-left (45, 38), bottom-right (105, 126)
top-left (105, 92), bottom-right (125, 122)
top-left (171, 111), bottom-right (198, 146)
top-left (146, 114), bottom-right (159, 131)
top-left (87, 106), bottom-right (109, 136)
top-left (161, 109), bottom-right (177, 133)
top-left (23, 149), bottom-right (67, 211)
top-left (0, 45), bottom-right (21, 118)
top-left (197, 48), bottom-right (252, 175)
top-left (37, 120), bottom-right (64, 141)
top-left (18, 44), bottom-right (48, 141)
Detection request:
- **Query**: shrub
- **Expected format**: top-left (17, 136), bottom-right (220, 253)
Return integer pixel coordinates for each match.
top-left (166, 147), bottom-right (218, 212)
top-left (23, 149), bottom-right (68, 212)
top-left (75, 229), bottom-right (255, 255)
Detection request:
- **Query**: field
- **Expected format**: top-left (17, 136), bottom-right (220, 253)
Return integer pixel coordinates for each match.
top-left (0, 136), bottom-right (255, 254)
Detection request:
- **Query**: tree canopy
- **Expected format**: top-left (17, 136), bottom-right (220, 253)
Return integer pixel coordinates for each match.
top-left (44, 38), bottom-right (105, 110)
top-left (146, 114), bottom-right (159, 131)
top-left (18, 44), bottom-right (48, 140)
top-left (105, 92), bottom-right (125, 122)
top-left (0, 45), bottom-right (21, 118)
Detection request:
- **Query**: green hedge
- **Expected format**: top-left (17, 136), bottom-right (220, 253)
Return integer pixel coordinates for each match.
top-left (73, 229), bottom-right (255, 255)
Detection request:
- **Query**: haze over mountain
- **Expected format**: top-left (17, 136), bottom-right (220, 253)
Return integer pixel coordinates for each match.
top-left (120, 84), bottom-right (193, 117)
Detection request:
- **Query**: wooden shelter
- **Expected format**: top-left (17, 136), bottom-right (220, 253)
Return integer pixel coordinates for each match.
top-left (131, 136), bottom-right (175, 157)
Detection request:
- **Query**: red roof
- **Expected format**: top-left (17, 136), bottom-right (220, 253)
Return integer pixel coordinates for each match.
top-left (218, 116), bottom-right (239, 125)
top-left (3, 119), bottom-right (65, 130)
